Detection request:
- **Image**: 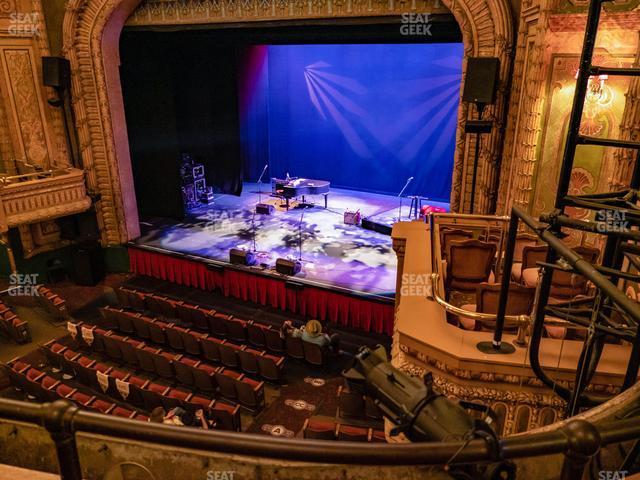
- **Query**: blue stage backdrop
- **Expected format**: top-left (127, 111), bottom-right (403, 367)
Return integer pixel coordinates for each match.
top-left (239, 43), bottom-right (463, 202)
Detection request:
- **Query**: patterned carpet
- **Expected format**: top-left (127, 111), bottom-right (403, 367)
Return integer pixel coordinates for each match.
top-left (133, 183), bottom-right (448, 296)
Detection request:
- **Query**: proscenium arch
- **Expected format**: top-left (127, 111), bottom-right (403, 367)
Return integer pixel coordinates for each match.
top-left (62, 0), bottom-right (514, 245)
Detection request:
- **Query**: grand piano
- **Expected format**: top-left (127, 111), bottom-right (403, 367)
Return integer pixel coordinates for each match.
top-left (271, 177), bottom-right (330, 210)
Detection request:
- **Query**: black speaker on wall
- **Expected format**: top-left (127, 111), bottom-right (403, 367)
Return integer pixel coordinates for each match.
top-left (42, 56), bottom-right (71, 89)
top-left (462, 57), bottom-right (500, 105)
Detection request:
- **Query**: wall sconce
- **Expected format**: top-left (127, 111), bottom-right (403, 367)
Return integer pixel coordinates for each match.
top-left (574, 69), bottom-right (614, 136)
top-left (575, 69), bottom-right (611, 104)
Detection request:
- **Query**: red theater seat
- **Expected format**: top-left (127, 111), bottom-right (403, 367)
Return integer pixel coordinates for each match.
top-left (181, 329), bottom-right (204, 356)
top-left (201, 335), bottom-right (224, 363)
top-left (263, 326), bottom-right (285, 353)
top-left (140, 382), bottom-right (170, 411)
top-left (135, 345), bottom-right (160, 374)
top-left (285, 335), bottom-right (305, 360)
top-left (215, 369), bottom-right (243, 400)
top-left (257, 353), bottom-right (285, 382)
top-left (238, 347), bottom-right (263, 375)
top-left (174, 355), bottom-right (198, 386)
top-left (148, 319), bottom-right (169, 345)
top-left (112, 407), bottom-right (137, 419)
top-left (303, 419), bottom-right (336, 440)
top-left (246, 322), bottom-right (267, 348)
top-left (165, 324), bottom-right (187, 351)
top-left (219, 341), bottom-right (243, 369)
top-left (236, 377), bottom-right (264, 409)
top-left (207, 312), bottom-right (230, 338)
top-left (193, 363), bottom-right (218, 393)
top-left (337, 424), bottom-right (369, 442)
top-left (90, 399), bottom-right (115, 414)
top-left (225, 317), bottom-right (248, 342)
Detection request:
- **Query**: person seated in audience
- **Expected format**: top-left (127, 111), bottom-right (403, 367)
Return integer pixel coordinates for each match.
top-left (280, 320), bottom-right (299, 339)
top-left (150, 407), bottom-right (213, 429)
top-left (301, 320), bottom-right (339, 352)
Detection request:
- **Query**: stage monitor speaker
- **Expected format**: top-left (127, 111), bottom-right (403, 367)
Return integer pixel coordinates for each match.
top-left (256, 203), bottom-right (275, 215)
top-left (230, 248), bottom-right (257, 266)
top-left (276, 258), bottom-right (302, 276)
top-left (72, 243), bottom-right (105, 286)
top-left (42, 57), bottom-right (71, 89)
top-left (462, 57), bottom-right (500, 105)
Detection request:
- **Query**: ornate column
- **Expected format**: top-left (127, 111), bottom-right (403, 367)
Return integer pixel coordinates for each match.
top-left (607, 33), bottom-right (640, 191)
top-left (497, 0), bottom-right (551, 215)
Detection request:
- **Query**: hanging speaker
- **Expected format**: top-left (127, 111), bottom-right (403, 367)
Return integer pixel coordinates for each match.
top-left (42, 57), bottom-right (71, 89)
top-left (462, 57), bottom-right (500, 105)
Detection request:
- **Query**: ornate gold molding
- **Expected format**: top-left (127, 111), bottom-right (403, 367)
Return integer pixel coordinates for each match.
top-left (0, 168), bottom-right (91, 231)
top-left (497, 0), bottom-right (550, 214)
top-left (127, 0), bottom-right (452, 24)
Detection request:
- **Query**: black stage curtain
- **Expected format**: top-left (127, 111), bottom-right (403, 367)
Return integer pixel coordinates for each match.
top-left (120, 31), bottom-right (242, 220)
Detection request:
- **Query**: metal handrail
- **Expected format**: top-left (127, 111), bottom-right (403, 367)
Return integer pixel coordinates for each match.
top-left (426, 212), bottom-right (515, 325)
top-left (1, 397), bottom-right (640, 479)
top-left (0, 167), bottom-right (74, 185)
top-left (430, 272), bottom-right (528, 324)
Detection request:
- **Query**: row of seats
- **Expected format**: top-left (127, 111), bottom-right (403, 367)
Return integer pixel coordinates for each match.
top-left (302, 418), bottom-right (386, 442)
top-left (97, 307), bottom-right (286, 382)
top-left (36, 285), bottom-right (68, 320)
top-left (0, 301), bottom-right (30, 344)
top-left (337, 386), bottom-right (383, 421)
top-left (115, 287), bottom-right (331, 366)
top-left (40, 341), bottom-right (242, 430)
top-left (66, 322), bottom-right (266, 411)
top-left (3, 358), bottom-right (149, 421)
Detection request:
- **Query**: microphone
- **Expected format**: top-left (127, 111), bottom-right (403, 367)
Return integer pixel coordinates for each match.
top-left (407, 176), bottom-right (414, 182)
top-left (257, 164), bottom-right (269, 184)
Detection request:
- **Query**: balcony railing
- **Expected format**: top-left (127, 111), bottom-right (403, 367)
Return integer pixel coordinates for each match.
top-left (0, 396), bottom-right (639, 480)
top-left (0, 167), bottom-right (91, 233)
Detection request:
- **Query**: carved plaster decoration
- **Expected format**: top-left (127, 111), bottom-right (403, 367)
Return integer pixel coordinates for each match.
top-left (1, 48), bottom-right (49, 167)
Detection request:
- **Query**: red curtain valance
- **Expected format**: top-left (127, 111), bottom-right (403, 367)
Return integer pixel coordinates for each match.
top-left (128, 247), bottom-right (394, 336)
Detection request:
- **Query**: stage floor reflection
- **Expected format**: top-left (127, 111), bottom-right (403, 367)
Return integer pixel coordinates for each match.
top-left (133, 183), bottom-right (449, 297)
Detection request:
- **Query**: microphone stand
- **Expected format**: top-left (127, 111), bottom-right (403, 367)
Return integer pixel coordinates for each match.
top-left (256, 164), bottom-right (269, 205)
top-left (396, 176), bottom-right (414, 222)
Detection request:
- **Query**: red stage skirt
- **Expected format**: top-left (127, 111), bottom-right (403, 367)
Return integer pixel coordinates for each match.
top-left (128, 247), bottom-right (394, 336)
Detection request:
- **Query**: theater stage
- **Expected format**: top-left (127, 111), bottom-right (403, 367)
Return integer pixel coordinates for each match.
top-left (131, 182), bottom-right (448, 298)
